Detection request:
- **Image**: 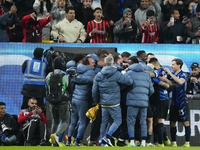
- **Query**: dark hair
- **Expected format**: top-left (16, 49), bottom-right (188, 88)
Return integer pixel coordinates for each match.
top-left (170, 8), bottom-right (178, 15)
top-left (94, 7), bottom-right (102, 12)
top-left (147, 53), bottom-right (154, 56)
top-left (129, 56), bottom-right (139, 65)
top-left (146, 10), bottom-right (155, 17)
top-left (66, 6), bottom-right (75, 13)
top-left (137, 50), bottom-right (146, 57)
top-left (53, 56), bottom-right (66, 71)
top-left (94, 49), bottom-right (109, 57)
top-left (172, 58), bottom-right (183, 69)
top-left (98, 54), bottom-right (107, 61)
top-left (82, 56), bottom-right (91, 65)
top-left (0, 102), bottom-right (6, 106)
top-left (196, 4), bottom-right (200, 13)
top-left (113, 53), bottom-right (120, 63)
top-left (121, 51), bottom-right (131, 58)
top-left (72, 54), bottom-right (85, 63)
top-left (40, 0), bottom-right (52, 15)
top-left (28, 97), bottom-right (37, 102)
top-left (149, 57), bottom-right (158, 64)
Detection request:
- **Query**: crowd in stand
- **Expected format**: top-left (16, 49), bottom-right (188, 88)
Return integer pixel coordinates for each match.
top-left (1, 47), bottom-right (200, 147)
top-left (1, 0), bottom-right (200, 43)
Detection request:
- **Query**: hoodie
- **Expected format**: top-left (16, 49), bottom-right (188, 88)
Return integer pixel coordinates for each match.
top-left (92, 66), bottom-right (133, 105)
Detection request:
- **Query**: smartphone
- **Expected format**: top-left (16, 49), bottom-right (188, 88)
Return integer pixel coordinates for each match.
top-left (126, 16), bottom-right (130, 20)
top-left (147, 18), bottom-right (150, 23)
top-left (198, 26), bottom-right (200, 31)
top-left (170, 17), bottom-right (174, 23)
top-left (183, 16), bottom-right (187, 19)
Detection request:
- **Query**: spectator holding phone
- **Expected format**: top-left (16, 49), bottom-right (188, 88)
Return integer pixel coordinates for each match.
top-left (141, 10), bottom-right (159, 43)
top-left (162, 8), bottom-right (187, 43)
top-left (113, 8), bottom-right (137, 43)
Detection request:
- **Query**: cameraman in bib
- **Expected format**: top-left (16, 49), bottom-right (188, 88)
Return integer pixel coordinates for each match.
top-left (187, 62), bottom-right (200, 99)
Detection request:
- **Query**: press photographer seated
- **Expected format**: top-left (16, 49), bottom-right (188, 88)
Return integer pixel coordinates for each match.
top-left (0, 102), bottom-right (18, 146)
top-left (187, 62), bottom-right (200, 99)
top-left (18, 98), bottom-right (47, 146)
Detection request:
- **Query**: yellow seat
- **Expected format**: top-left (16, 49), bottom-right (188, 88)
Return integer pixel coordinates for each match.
top-left (42, 40), bottom-right (54, 43)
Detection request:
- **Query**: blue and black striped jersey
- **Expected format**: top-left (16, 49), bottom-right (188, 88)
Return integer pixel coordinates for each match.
top-left (150, 68), bottom-right (169, 104)
top-left (168, 70), bottom-right (188, 106)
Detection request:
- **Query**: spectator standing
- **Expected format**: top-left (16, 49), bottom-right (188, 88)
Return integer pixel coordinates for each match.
top-left (21, 12), bottom-right (52, 42)
top-left (0, 4), bottom-right (17, 42)
top-left (162, 9), bottom-right (187, 43)
top-left (50, 0), bottom-right (72, 28)
top-left (87, 7), bottom-right (109, 43)
top-left (103, 0), bottom-right (133, 42)
top-left (141, 10), bottom-right (159, 43)
top-left (33, 0), bottom-right (53, 40)
top-left (113, 8), bottom-right (137, 43)
top-left (51, 6), bottom-right (87, 43)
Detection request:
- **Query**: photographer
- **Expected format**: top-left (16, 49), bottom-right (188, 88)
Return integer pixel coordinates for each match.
top-left (187, 62), bottom-right (200, 99)
top-left (18, 98), bottom-right (47, 146)
top-left (0, 102), bottom-right (18, 146)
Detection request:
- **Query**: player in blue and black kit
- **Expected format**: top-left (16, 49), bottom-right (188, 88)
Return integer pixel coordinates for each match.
top-left (164, 58), bottom-right (190, 147)
top-left (149, 58), bottom-right (172, 147)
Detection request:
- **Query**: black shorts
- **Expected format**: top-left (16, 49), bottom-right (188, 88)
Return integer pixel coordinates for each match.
top-left (153, 100), bottom-right (169, 119)
top-left (147, 102), bottom-right (154, 118)
top-left (169, 102), bottom-right (190, 122)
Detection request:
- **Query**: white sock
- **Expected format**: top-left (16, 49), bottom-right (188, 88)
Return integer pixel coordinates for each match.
top-left (125, 139), bottom-right (129, 144)
top-left (130, 140), bottom-right (135, 145)
top-left (172, 141), bottom-right (177, 144)
top-left (186, 142), bottom-right (190, 144)
top-left (141, 140), bottom-right (146, 145)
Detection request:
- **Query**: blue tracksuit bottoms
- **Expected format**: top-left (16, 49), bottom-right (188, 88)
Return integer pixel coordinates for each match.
top-left (100, 105), bottom-right (122, 138)
top-left (127, 106), bottom-right (147, 138)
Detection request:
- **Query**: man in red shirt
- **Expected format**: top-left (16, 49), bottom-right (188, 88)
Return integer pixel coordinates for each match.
top-left (21, 12), bottom-right (51, 43)
top-left (18, 97), bottom-right (48, 146)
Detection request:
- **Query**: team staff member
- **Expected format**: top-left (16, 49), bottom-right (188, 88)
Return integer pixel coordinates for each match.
top-left (164, 58), bottom-right (190, 147)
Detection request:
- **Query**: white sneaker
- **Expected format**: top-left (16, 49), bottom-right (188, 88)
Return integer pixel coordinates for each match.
top-left (146, 142), bottom-right (155, 147)
top-left (50, 133), bottom-right (60, 147)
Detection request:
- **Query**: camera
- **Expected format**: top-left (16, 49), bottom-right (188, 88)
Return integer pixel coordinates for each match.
top-left (66, 69), bottom-right (78, 77)
top-left (186, 73), bottom-right (195, 94)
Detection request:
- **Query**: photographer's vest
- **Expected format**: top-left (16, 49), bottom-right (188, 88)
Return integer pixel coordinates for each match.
top-left (24, 59), bottom-right (47, 85)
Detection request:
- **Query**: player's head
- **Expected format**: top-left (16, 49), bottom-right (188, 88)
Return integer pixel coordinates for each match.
top-left (129, 56), bottom-right (139, 65)
top-left (147, 53), bottom-right (155, 63)
top-left (171, 58), bottom-right (183, 71)
top-left (137, 50), bottom-right (147, 62)
top-left (149, 57), bottom-right (160, 68)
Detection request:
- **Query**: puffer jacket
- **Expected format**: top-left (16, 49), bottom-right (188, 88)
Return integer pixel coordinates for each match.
top-left (72, 63), bottom-right (95, 102)
top-left (126, 63), bottom-right (154, 107)
top-left (92, 66), bottom-right (133, 106)
top-left (66, 60), bottom-right (77, 71)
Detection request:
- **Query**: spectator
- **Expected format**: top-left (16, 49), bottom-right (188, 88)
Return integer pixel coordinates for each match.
top-left (18, 98), bottom-right (47, 146)
top-left (33, 0), bottom-right (53, 40)
top-left (66, 56), bottom-right (96, 146)
top-left (10, 19), bottom-right (23, 42)
top-left (187, 4), bottom-right (200, 44)
top-left (0, 4), bottom-right (17, 42)
top-left (46, 57), bottom-right (72, 147)
top-left (0, 102), bottom-right (18, 146)
top-left (50, 0), bottom-right (72, 28)
top-left (134, 0), bottom-right (161, 34)
top-left (161, 0), bottom-right (187, 22)
top-left (141, 10), bottom-right (159, 43)
top-left (187, 62), bottom-right (200, 99)
top-left (87, 7), bottom-right (109, 43)
top-left (21, 48), bottom-right (47, 111)
top-left (92, 55), bottom-right (133, 147)
top-left (76, 0), bottom-right (94, 30)
top-left (164, 58), bottom-right (190, 147)
top-left (103, 0), bottom-right (133, 41)
top-left (21, 12), bottom-right (52, 43)
top-left (16, 0), bottom-right (35, 20)
top-left (51, 6), bottom-right (87, 43)
top-left (125, 56), bottom-right (154, 147)
top-left (113, 8), bottom-right (137, 43)
top-left (162, 9), bottom-right (187, 44)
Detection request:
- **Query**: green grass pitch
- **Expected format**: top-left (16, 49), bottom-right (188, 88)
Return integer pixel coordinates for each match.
top-left (2, 147), bottom-right (200, 150)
